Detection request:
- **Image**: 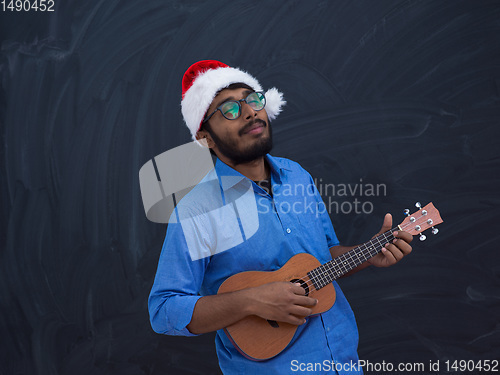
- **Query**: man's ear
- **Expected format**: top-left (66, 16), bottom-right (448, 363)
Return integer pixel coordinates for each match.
top-left (195, 129), bottom-right (215, 149)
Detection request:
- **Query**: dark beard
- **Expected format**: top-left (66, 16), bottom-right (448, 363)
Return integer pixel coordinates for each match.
top-left (207, 119), bottom-right (273, 165)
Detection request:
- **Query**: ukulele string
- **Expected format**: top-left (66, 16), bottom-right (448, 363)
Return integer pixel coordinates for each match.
top-left (301, 229), bottom-right (396, 291)
top-left (300, 212), bottom-right (429, 291)
top-left (302, 217), bottom-right (418, 291)
top-left (301, 213), bottom-right (427, 290)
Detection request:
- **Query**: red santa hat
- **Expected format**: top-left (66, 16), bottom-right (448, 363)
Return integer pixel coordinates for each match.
top-left (181, 60), bottom-right (286, 140)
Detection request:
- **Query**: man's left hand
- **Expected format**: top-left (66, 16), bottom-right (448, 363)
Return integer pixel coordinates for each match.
top-left (367, 213), bottom-right (413, 267)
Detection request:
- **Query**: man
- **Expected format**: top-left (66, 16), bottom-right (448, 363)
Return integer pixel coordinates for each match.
top-left (148, 60), bottom-right (413, 374)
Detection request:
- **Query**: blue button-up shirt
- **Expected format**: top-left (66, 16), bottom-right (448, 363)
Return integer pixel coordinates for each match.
top-left (149, 154), bottom-right (362, 374)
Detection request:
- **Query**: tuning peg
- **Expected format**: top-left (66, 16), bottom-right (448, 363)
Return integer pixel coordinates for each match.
top-left (419, 233), bottom-right (426, 241)
top-left (415, 202), bottom-right (422, 209)
top-left (404, 209), bottom-right (410, 216)
top-left (432, 227), bottom-right (439, 235)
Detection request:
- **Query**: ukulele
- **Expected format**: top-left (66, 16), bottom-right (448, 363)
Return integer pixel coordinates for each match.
top-left (217, 202), bottom-right (443, 361)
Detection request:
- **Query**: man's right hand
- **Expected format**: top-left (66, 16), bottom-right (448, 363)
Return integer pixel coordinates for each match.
top-left (244, 281), bottom-right (318, 325)
top-left (187, 281), bottom-right (317, 334)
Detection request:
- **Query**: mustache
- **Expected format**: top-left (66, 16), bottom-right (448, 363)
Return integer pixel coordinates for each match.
top-left (239, 119), bottom-right (267, 136)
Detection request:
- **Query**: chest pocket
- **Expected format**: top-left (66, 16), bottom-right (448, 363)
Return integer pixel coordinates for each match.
top-left (294, 194), bottom-right (330, 254)
top-left (296, 198), bottom-right (324, 231)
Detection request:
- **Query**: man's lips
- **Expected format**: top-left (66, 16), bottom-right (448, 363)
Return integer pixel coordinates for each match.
top-left (242, 121), bottom-right (266, 135)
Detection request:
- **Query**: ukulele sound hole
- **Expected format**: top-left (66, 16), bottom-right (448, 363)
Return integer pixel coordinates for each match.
top-left (290, 278), bottom-right (309, 296)
top-left (267, 319), bottom-right (279, 328)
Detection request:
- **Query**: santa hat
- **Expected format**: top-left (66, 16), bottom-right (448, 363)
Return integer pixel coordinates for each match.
top-left (181, 60), bottom-right (286, 140)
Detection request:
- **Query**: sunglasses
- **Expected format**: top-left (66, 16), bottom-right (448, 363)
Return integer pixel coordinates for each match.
top-left (203, 91), bottom-right (266, 123)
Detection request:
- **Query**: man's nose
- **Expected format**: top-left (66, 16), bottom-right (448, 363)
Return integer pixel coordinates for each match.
top-left (241, 101), bottom-right (258, 120)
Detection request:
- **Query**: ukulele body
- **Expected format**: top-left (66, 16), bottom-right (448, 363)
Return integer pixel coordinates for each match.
top-left (217, 252), bottom-right (337, 360)
top-left (215, 202), bottom-right (443, 361)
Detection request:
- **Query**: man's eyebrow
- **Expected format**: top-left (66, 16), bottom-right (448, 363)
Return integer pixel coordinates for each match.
top-left (214, 89), bottom-right (253, 109)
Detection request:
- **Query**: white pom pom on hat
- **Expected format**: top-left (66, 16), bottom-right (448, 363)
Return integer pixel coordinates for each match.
top-left (181, 60), bottom-right (286, 140)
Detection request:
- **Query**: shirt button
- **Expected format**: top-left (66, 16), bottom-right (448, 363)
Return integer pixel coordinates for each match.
top-left (286, 228), bottom-right (291, 234)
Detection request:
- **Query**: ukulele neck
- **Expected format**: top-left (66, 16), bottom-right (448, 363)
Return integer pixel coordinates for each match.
top-left (307, 227), bottom-right (399, 290)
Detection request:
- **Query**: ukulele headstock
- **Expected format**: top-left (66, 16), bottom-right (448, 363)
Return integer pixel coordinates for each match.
top-left (399, 202), bottom-right (443, 241)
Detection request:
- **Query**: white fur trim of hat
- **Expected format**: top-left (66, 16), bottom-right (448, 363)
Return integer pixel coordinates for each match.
top-left (181, 60), bottom-right (286, 140)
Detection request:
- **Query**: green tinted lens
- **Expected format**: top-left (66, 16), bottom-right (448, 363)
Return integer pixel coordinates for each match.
top-left (221, 102), bottom-right (240, 119)
top-left (247, 92), bottom-right (265, 110)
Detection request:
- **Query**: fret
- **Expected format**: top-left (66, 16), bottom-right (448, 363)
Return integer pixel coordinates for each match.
top-left (308, 227), bottom-right (399, 290)
top-left (318, 266), bottom-right (327, 288)
top-left (317, 268), bottom-right (326, 288)
top-left (308, 269), bottom-right (321, 289)
top-left (373, 236), bottom-right (384, 251)
top-left (351, 250), bottom-right (364, 268)
top-left (328, 259), bottom-right (342, 282)
top-left (310, 268), bottom-right (321, 289)
top-left (314, 268), bottom-right (320, 282)
top-left (338, 256), bottom-right (348, 273)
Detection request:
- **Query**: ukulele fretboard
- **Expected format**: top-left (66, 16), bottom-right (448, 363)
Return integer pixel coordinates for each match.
top-left (307, 228), bottom-right (398, 289)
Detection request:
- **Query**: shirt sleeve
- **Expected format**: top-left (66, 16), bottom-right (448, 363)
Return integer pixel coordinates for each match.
top-left (148, 217), bottom-right (209, 336)
top-left (307, 172), bottom-right (340, 248)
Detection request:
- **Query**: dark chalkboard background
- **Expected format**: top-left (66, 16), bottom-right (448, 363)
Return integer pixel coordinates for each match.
top-left (1, 1), bottom-right (499, 374)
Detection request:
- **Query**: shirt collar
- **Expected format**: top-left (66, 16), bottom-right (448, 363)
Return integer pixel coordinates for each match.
top-left (214, 154), bottom-right (292, 191)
